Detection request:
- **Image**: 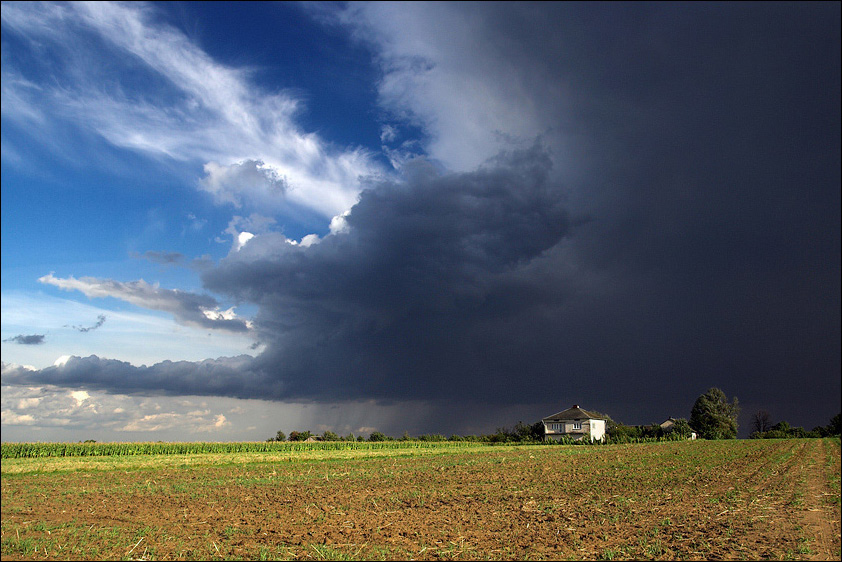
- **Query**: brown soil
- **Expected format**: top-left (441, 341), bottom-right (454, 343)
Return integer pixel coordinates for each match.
top-left (802, 439), bottom-right (842, 560)
top-left (2, 440), bottom-right (839, 560)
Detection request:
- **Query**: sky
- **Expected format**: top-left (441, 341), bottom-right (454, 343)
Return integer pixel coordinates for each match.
top-left (1, 1), bottom-right (839, 442)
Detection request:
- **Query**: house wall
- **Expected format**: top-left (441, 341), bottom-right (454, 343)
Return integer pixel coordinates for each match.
top-left (542, 419), bottom-right (606, 442)
top-left (589, 419), bottom-right (606, 442)
top-left (545, 432), bottom-right (588, 442)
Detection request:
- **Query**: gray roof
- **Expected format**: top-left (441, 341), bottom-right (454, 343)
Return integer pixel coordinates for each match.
top-left (542, 405), bottom-right (604, 422)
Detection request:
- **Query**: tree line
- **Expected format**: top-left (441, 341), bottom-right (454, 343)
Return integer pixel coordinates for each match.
top-left (267, 387), bottom-right (840, 443)
top-left (749, 410), bottom-right (840, 439)
top-left (266, 422), bottom-right (549, 444)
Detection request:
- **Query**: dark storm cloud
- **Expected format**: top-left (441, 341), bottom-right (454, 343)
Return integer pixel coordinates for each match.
top-left (6, 3), bottom-right (839, 435)
top-left (3, 334), bottom-right (46, 345)
top-left (5, 147), bottom-right (578, 404)
top-left (401, 2), bottom-right (841, 431)
top-left (205, 145), bottom-right (576, 402)
top-left (1, 355), bottom-right (269, 398)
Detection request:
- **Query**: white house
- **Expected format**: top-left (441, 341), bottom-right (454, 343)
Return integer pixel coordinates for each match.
top-left (542, 404), bottom-right (606, 442)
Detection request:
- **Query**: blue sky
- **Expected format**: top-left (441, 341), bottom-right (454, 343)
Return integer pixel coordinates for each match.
top-left (2, 2), bottom-right (840, 442)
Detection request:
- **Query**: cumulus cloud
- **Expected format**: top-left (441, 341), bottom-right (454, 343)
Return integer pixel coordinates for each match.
top-left (3, 334), bottom-right (46, 345)
top-left (0, 380), bottom-right (244, 438)
top-left (121, 411), bottom-right (228, 433)
top-left (39, 273), bottom-right (250, 333)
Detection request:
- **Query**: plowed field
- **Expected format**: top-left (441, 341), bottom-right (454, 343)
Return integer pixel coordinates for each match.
top-left (2, 439), bottom-right (839, 560)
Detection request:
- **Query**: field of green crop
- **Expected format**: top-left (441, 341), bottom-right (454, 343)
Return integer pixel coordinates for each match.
top-left (1, 439), bottom-right (483, 459)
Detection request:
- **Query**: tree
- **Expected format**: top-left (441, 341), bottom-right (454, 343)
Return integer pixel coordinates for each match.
top-left (590, 412), bottom-right (619, 436)
top-left (267, 430), bottom-right (286, 442)
top-left (751, 410), bottom-right (772, 435)
top-left (690, 387), bottom-right (739, 439)
top-left (512, 421), bottom-right (545, 442)
top-left (288, 430), bottom-right (311, 441)
top-left (827, 413), bottom-right (841, 436)
top-left (670, 418), bottom-right (694, 439)
top-left (368, 431), bottom-right (388, 442)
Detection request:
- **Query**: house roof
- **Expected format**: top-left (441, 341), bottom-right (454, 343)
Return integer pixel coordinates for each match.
top-left (542, 404), bottom-right (604, 422)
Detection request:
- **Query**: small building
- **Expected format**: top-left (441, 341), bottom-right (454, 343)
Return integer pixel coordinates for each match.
top-left (659, 417), bottom-right (697, 440)
top-left (542, 404), bottom-right (606, 442)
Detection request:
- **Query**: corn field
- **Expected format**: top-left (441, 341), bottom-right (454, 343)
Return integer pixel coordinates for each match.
top-left (0, 439), bottom-right (486, 458)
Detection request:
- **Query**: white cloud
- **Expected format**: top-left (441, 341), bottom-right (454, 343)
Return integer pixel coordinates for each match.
top-left (70, 390), bottom-right (90, 405)
top-left (54, 356), bottom-right (72, 367)
top-left (17, 397), bottom-right (42, 409)
top-left (380, 124), bottom-right (398, 143)
top-left (235, 232), bottom-right (255, 252)
top-left (1, 411), bottom-right (36, 425)
top-left (1, 291), bottom-right (258, 370)
top-left (0, 384), bottom-right (242, 437)
top-left (1, 1), bottom-right (387, 219)
top-left (329, 210), bottom-right (352, 235)
top-left (38, 273), bottom-right (251, 333)
top-left (200, 160), bottom-right (287, 208)
top-left (299, 234), bottom-right (321, 247)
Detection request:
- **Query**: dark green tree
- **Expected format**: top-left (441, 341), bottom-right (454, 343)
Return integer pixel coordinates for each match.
top-left (288, 430), bottom-right (311, 441)
top-left (669, 418), bottom-right (694, 438)
top-left (690, 387), bottom-right (739, 439)
top-left (827, 413), bottom-right (841, 436)
top-left (267, 430), bottom-right (286, 442)
top-left (512, 421), bottom-right (545, 442)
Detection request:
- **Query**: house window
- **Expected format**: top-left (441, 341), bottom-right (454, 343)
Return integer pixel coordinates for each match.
top-left (573, 422), bottom-right (582, 430)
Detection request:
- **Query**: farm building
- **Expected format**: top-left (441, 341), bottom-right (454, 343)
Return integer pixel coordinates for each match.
top-left (659, 417), bottom-right (697, 439)
top-left (542, 405), bottom-right (606, 442)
